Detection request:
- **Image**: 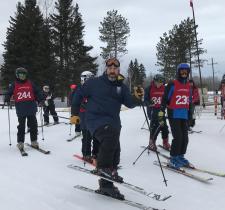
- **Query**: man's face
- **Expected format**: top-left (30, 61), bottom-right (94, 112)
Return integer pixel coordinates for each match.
top-left (106, 65), bottom-right (120, 81)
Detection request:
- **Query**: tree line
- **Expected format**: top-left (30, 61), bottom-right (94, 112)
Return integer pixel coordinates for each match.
top-left (1, 0), bottom-right (215, 98)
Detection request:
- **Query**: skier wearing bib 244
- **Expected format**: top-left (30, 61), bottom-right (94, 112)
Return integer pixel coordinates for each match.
top-left (5, 67), bottom-right (44, 150)
top-left (159, 63), bottom-right (191, 169)
top-left (144, 74), bottom-right (170, 151)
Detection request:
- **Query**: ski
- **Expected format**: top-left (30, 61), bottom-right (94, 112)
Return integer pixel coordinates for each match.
top-left (188, 130), bottom-right (202, 134)
top-left (154, 161), bottom-right (213, 183)
top-left (38, 122), bottom-right (63, 128)
top-left (155, 146), bottom-right (225, 177)
top-left (157, 144), bottom-right (170, 152)
top-left (140, 146), bottom-right (170, 160)
top-left (73, 154), bottom-right (97, 167)
top-left (18, 148), bottom-right (28, 156)
top-left (66, 134), bottom-right (81, 142)
top-left (68, 164), bottom-right (171, 201)
top-left (25, 143), bottom-right (50, 154)
top-left (73, 154), bottom-right (122, 169)
top-left (74, 185), bottom-right (164, 210)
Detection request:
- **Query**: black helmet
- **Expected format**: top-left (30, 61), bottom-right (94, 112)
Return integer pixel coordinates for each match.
top-left (15, 67), bottom-right (28, 81)
top-left (153, 74), bottom-right (165, 83)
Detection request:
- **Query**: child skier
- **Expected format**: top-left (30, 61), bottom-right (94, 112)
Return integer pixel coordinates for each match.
top-left (5, 67), bottom-right (44, 152)
top-left (160, 63), bottom-right (191, 169)
top-left (144, 74), bottom-right (170, 151)
top-left (42, 85), bottom-right (59, 125)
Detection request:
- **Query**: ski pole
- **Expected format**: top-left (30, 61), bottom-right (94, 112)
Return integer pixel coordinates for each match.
top-left (133, 125), bottom-right (161, 165)
top-left (219, 123), bottom-right (225, 133)
top-left (7, 103), bottom-right (12, 146)
top-left (40, 106), bottom-right (45, 140)
top-left (141, 119), bottom-right (147, 130)
top-left (50, 114), bottom-right (70, 120)
top-left (136, 101), bottom-right (168, 186)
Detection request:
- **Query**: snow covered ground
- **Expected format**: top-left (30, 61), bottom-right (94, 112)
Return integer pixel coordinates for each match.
top-left (0, 106), bottom-right (225, 210)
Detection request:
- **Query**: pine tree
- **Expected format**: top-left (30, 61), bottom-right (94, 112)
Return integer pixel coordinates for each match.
top-left (156, 18), bottom-right (206, 80)
top-left (1, 0), bottom-right (55, 87)
top-left (50, 1), bottom-right (97, 99)
top-left (99, 10), bottom-right (130, 59)
top-left (127, 59), bottom-right (146, 92)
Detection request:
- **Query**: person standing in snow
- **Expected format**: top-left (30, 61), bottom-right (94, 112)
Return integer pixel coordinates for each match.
top-left (219, 75), bottom-right (225, 118)
top-left (68, 84), bottom-right (81, 135)
top-left (159, 63), bottom-right (191, 169)
top-left (188, 79), bottom-right (200, 129)
top-left (42, 85), bottom-right (59, 125)
top-left (5, 67), bottom-right (44, 150)
top-left (144, 74), bottom-right (170, 151)
top-left (71, 71), bottom-right (99, 164)
top-left (70, 58), bottom-right (143, 200)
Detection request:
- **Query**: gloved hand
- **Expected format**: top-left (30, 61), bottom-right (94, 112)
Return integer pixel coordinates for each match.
top-left (149, 99), bottom-right (155, 107)
top-left (70, 116), bottom-right (80, 124)
top-left (134, 86), bottom-right (144, 100)
top-left (158, 110), bottom-right (165, 126)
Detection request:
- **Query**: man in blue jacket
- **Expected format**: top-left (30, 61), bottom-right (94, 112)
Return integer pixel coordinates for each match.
top-left (70, 58), bottom-right (143, 200)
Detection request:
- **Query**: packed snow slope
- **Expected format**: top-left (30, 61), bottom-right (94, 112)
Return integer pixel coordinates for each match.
top-left (0, 106), bottom-right (225, 210)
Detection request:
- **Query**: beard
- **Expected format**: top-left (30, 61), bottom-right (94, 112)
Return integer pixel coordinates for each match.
top-left (107, 73), bottom-right (117, 81)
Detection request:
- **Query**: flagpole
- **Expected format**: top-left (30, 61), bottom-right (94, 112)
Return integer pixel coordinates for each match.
top-left (190, 0), bottom-right (205, 107)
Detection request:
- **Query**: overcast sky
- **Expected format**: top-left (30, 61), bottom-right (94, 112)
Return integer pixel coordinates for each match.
top-left (1, 0), bottom-right (225, 77)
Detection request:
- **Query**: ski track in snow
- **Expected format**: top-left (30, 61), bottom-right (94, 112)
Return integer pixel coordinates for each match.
top-left (0, 106), bottom-right (225, 210)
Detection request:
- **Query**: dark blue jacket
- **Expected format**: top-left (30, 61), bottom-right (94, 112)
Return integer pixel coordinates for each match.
top-left (72, 73), bottom-right (135, 135)
top-left (6, 79), bottom-right (44, 117)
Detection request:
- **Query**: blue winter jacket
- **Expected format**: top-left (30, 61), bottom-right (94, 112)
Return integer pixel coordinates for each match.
top-left (71, 73), bottom-right (136, 135)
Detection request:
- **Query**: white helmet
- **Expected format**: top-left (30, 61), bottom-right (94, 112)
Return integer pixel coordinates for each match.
top-left (80, 71), bottom-right (94, 85)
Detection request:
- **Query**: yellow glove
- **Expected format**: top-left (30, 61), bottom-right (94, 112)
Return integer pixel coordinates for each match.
top-left (70, 116), bottom-right (80, 124)
top-left (134, 86), bottom-right (144, 100)
top-left (158, 111), bottom-right (165, 126)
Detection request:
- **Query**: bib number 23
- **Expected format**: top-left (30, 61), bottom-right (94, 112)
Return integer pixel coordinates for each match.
top-left (176, 95), bottom-right (189, 105)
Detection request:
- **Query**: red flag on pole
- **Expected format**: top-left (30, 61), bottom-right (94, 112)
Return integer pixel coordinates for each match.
top-left (190, 0), bottom-right (193, 7)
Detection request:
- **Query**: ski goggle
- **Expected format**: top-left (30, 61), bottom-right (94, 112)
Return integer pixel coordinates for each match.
top-left (106, 58), bottom-right (120, 68)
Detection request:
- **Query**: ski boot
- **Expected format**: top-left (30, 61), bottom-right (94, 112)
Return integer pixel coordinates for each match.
top-left (31, 141), bottom-right (39, 149)
top-left (91, 155), bottom-right (97, 167)
top-left (167, 156), bottom-right (183, 170)
top-left (148, 139), bottom-right (157, 151)
top-left (96, 179), bottom-right (125, 200)
top-left (178, 155), bottom-right (190, 167)
top-left (112, 168), bottom-right (123, 183)
top-left (53, 121), bottom-right (59, 125)
top-left (83, 155), bottom-right (93, 164)
top-left (94, 167), bottom-right (123, 183)
top-left (17, 142), bottom-right (24, 150)
top-left (162, 138), bottom-right (171, 151)
top-left (44, 122), bottom-right (49, 126)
